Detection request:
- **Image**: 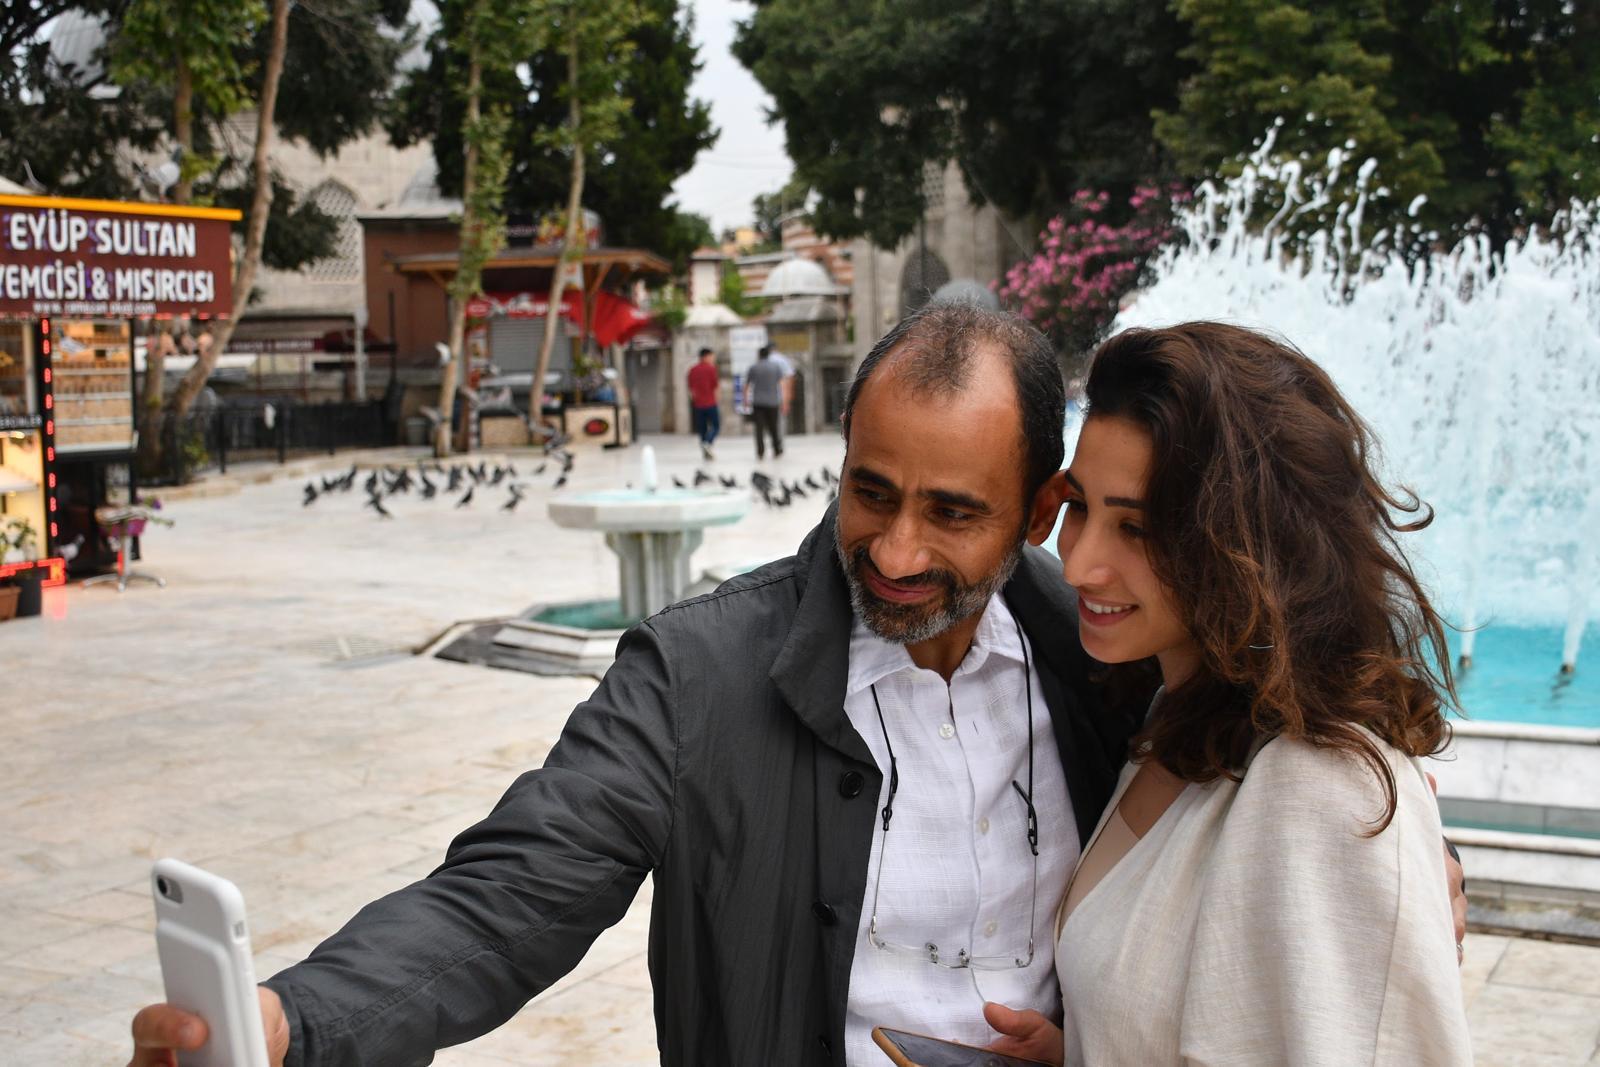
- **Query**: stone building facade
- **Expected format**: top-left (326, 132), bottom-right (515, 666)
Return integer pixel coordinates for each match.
top-left (849, 161), bottom-right (1031, 361)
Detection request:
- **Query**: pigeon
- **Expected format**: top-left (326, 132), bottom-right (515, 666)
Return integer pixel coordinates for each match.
top-left (447, 466), bottom-right (464, 492)
top-left (320, 475), bottom-right (338, 493)
top-left (364, 472), bottom-right (379, 495)
top-left (57, 534), bottom-right (86, 563)
top-left (502, 485), bottom-right (528, 512)
top-left (419, 475), bottom-right (438, 500)
top-left (788, 480), bottom-right (808, 499)
top-left (365, 494), bottom-right (393, 519)
top-left (672, 475), bottom-right (687, 489)
top-left (554, 472), bottom-right (568, 488)
top-left (750, 471), bottom-right (774, 492)
top-left (719, 475), bottom-right (739, 489)
top-left (804, 474), bottom-right (822, 491)
top-left (456, 486), bottom-right (474, 508)
top-left (534, 462), bottom-right (548, 476)
top-left (302, 482), bottom-right (319, 506)
top-left (694, 469), bottom-right (713, 487)
top-left (490, 466), bottom-right (507, 486)
top-left (505, 463), bottom-right (519, 478)
top-left (821, 467), bottom-right (839, 486)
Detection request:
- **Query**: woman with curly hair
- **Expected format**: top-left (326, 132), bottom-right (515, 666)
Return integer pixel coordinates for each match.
top-left (991, 321), bottom-right (1471, 1065)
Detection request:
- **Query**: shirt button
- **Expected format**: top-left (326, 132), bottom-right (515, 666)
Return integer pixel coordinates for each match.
top-left (938, 722), bottom-right (955, 740)
top-left (811, 900), bottom-right (839, 926)
top-left (984, 920), bottom-right (998, 937)
top-left (977, 817), bottom-right (990, 834)
top-left (838, 771), bottom-right (865, 798)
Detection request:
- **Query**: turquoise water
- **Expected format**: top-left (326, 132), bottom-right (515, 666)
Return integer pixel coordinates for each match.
top-left (529, 599), bottom-right (638, 631)
top-left (1448, 623), bottom-right (1599, 729)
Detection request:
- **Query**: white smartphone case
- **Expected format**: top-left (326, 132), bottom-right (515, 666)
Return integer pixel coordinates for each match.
top-left (152, 858), bottom-right (271, 1067)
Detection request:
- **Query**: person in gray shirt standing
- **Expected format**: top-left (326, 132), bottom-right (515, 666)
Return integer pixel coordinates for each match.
top-left (743, 345), bottom-right (787, 459)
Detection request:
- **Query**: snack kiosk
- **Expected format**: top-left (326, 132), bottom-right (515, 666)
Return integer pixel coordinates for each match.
top-left (0, 193), bottom-right (239, 587)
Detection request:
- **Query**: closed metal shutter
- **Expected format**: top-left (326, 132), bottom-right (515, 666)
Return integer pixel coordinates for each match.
top-left (488, 318), bottom-right (574, 382)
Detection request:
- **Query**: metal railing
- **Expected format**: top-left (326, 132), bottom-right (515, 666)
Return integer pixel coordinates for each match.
top-left (147, 400), bottom-right (392, 485)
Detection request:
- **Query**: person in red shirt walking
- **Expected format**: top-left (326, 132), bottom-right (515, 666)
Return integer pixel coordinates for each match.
top-left (687, 346), bottom-right (721, 460)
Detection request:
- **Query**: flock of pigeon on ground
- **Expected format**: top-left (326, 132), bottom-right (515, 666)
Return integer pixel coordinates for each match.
top-left (300, 442), bottom-right (840, 519)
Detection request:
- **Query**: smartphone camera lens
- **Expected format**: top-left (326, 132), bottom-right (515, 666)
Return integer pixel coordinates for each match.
top-left (156, 876), bottom-right (171, 898)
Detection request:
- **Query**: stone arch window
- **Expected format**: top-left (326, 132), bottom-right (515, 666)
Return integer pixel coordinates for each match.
top-left (899, 246), bottom-right (951, 317)
top-left (303, 179), bottom-right (361, 282)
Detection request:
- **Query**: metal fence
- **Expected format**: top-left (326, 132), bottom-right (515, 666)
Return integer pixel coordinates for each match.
top-left (148, 400), bottom-right (392, 485)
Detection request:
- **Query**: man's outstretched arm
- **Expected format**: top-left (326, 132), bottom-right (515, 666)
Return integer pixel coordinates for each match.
top-left (131, 620), bottom-right (679, 1067)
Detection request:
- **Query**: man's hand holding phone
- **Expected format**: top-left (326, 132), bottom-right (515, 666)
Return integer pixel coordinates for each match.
top-left (128, 986), bottom-right (289, 1067)
top-left (982, 1002), bottom-right (1064, 1066)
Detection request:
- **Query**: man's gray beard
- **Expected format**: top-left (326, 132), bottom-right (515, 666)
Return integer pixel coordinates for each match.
top-left (835, 524), bottom-right (1025, 645)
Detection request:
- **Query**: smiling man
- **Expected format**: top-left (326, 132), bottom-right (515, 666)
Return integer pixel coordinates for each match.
top-left (129, 304), bottom-right (1462, 1067)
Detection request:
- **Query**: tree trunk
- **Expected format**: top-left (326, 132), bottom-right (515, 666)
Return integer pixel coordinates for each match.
top-left (435, 45), bottom-right (484, 458)
top-left (172, 53), bottom-right (194, 205)
top-left (138, 54), bottom-right (191, 476)
top-left (530, 34), bottom-right (586, 427)
top-left (135, 322), bottom-right (171, 477)
top-left (166, 0), bottom-right (289, 423)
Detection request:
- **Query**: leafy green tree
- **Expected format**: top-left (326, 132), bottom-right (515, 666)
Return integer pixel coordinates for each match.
top-left (111, 0), bottom-right (265, 204)
top-left (1390, 0), bottom-right (1600, 235)
top-left (391, 0), bottom-right (716, 270)
top-left (751, 175), bottom-right (809, 245)
top-left (662, 210), bottom-right (716, 270)
top-left (165, 0), bottom-right (295, 423)
top-left (528, 0), bottom-right (651, 408)
top-left (266, 0), bottom-right (414, 158)
top-left (110, 0), bottom-right (265, 471)
top-left (1159, 0), bottom-right (1600, 244)
top-left (0, 2), bottom-right (167, 198)
top-left (733, 0), bottom-right (1190, 246)
top-left (719, 261), bottom-right (759, 318)
top-left (433, 0), bottom-right (535, 455)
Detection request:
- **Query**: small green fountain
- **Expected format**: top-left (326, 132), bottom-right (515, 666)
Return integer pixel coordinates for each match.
top-left (488, 445), bottom-right (748, 674)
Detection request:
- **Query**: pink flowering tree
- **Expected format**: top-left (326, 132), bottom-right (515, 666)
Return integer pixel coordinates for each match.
top-left (998, 186), bottom-right (1183, 367)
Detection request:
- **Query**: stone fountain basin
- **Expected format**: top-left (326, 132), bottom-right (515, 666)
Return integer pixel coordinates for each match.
top-left (547, 488), bottom-right (749, 532)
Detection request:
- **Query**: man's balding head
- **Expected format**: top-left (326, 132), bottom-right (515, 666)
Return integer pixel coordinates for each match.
top-left (842, 304), bottom-right (1066, 502)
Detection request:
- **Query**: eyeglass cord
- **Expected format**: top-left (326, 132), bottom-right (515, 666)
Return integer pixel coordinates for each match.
top-left (865, 601), bottom-right (1040, 968)
top-left (869, 602), bottom-right (1037, 849)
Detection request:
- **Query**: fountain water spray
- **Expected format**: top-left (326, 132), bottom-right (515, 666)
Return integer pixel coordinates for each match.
top-left (1117, 128), bottom-right (1600, 678)
top-left (640, 444), bottom-right (659, 495)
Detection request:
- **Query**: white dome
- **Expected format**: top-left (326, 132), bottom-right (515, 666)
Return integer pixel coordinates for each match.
top-left (760, 257), bottom-right (845, 298)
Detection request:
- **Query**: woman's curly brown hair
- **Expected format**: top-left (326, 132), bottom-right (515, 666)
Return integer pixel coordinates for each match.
top-left (1084, 321), bottom-right (1456, 831)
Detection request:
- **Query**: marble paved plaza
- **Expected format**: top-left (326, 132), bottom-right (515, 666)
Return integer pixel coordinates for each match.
top-left (2, 431), bottom-right (1598, 1065)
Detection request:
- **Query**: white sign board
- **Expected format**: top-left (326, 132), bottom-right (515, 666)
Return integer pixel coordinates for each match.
top-left (728, 324), bottom-right (769, 378)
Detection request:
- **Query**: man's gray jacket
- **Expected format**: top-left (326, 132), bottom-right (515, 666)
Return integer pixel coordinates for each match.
top-left (264, 507), bottom-right (1143, 1066)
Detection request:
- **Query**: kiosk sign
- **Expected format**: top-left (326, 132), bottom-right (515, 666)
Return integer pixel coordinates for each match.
top-left (0, 194), bottom-right (237, 317)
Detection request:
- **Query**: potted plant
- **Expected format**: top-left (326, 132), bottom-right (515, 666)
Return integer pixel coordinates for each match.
top-left (2, 517), bottom-right (42, 617)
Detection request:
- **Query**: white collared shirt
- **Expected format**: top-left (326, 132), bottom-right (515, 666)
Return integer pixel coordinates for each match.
top-left (842, 593), bottom-right (1078, 1066)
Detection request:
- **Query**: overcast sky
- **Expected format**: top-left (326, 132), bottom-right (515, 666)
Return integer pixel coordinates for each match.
top-left (670, 0), bottom-right (794, 235)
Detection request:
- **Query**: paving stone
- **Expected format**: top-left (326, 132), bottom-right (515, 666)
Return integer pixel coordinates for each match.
top-left (6, 432), bottom-right (1599, 1065)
